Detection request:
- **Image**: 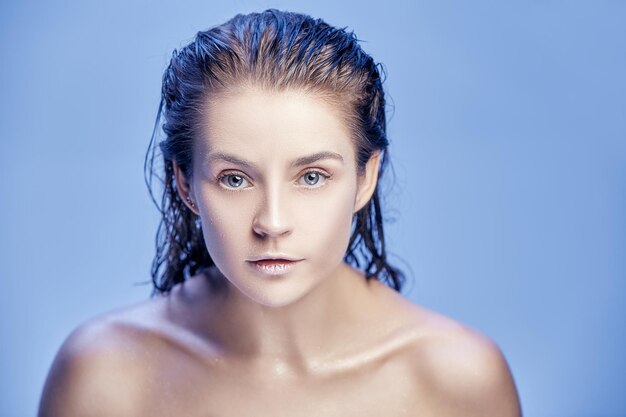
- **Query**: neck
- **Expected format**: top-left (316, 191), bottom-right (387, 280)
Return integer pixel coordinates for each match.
top-left (188, 262), bottom-right (377, 370)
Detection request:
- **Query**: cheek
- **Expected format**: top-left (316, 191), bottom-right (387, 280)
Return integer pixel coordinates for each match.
top-left (195, 191), bottom-right (255, 266)
top-left (194, 178), bottom-right (358, 270)
top-left (295, 183), bottom-right (356, 262)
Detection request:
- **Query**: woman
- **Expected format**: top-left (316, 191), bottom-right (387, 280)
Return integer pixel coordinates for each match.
top-left (39, 9), bottom-right (522, 416)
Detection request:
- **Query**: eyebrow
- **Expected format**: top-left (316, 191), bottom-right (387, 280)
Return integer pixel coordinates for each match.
top-left (205, 151), bottom-right (344, 168)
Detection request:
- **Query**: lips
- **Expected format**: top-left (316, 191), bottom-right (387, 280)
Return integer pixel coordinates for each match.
top-left (247, 258), bottom-right (302, 276)
top-left (248, 255), bottom-right (302, 262)
top-left (255, 259), bottom-right (293, 266)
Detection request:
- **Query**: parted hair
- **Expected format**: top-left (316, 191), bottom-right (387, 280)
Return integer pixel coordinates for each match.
top-left (145, 9), bottom-right (404, 295)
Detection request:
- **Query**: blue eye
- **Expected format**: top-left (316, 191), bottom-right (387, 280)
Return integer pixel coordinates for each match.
top-left (219, 173), bottom-right (249, 189)
top-left (300, 171), bottom-right (329, 187)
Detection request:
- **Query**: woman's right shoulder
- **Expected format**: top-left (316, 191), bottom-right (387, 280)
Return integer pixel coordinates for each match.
top-left (38, 303), bottom-right (165, 417)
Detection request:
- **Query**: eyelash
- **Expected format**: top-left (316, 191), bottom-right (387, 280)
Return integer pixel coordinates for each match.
top-left (216, 170), bottom-right (331, 190)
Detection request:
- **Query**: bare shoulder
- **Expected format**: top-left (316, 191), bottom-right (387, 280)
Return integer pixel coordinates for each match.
top-left (369, 285), bottom-right (521, 416)
top-left (38, 301), bottom-right (166, 417)
top-left (400, 301), bottom-right (522, 416)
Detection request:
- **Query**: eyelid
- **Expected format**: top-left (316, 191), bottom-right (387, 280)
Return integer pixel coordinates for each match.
top-left (216, 171), bottom-right (252, 190)
top-left (297, 169), bottom-right (331, 188)
top-left (215, 169), bottom-right (331, 190)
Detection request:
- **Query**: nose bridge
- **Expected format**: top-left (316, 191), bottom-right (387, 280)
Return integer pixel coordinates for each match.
top-left (253, 179), bottom-right (291, 237)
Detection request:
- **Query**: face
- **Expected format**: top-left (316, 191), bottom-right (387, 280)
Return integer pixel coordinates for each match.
top-left (175, 87), bottom-right (379, 307)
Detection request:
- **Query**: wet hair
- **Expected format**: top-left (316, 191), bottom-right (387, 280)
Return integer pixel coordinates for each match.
top-left (145, 9), bottom-right (404, 295)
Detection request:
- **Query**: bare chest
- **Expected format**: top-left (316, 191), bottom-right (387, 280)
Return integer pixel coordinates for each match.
top-left (138, 352), bottom-right (426, 417)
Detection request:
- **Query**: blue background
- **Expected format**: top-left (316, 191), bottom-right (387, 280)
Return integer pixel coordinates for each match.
top-left (1, 1), bottom-right (625, 416)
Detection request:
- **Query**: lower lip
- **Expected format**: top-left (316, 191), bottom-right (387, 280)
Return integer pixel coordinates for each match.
top-left (249, 260), bottom-right (301, 276)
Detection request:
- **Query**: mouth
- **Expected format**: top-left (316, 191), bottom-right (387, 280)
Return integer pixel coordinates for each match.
top-left (247, 258), bottom-right (303, 276)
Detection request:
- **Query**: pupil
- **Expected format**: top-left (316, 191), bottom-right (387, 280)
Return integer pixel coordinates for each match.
top-left (306, 173), bottom-right (318, 185)
top-left (229, 176), bottom-right (242, 187)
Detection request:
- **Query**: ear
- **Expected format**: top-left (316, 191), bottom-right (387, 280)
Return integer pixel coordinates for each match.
top-left (172, 161), bottom-right (200, 215)
top-left (353, 151), bottom-right (381, 214)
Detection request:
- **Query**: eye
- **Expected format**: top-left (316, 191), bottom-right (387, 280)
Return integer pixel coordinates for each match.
top-left (299, 170), bottom-right (329, 187)
top-left (218, 173), bottom-right (250, 189)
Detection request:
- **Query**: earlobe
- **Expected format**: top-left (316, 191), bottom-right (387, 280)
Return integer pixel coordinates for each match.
top-left (172, 161), bottom-right (199, 215)
top-left (353, 151), bottom-right (381, 214)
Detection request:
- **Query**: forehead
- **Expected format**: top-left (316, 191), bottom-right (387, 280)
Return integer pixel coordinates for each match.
top-left (196, 87), bottom-right (356, 162)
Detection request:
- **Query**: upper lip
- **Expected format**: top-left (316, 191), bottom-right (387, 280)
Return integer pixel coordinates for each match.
top-left (248, 254), bottom-right (303, 262)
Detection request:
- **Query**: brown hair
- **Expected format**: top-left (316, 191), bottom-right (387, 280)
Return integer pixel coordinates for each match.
top-left (145, 9), bottom-right (404, 295)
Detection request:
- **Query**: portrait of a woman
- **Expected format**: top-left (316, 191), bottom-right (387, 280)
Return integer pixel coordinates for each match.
top-left (37, 9), bottom-right (522, 416)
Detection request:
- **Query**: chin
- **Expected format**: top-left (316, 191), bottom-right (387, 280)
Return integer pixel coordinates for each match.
top-left (227, 274), bottom-right (319, 308)
top-left (242, 285), bottom-right (313, 308)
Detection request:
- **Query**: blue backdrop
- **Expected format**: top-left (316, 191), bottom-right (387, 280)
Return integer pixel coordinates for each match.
top-left (1, 1), bottom-right (624, 416)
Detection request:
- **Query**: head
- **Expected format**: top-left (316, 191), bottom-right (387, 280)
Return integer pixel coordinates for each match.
top-left (145, 9), bottom-right (404, 300)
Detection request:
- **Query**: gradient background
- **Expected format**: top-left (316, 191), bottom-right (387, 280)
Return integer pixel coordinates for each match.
top-left (1, 1), bottom-right (624, 416)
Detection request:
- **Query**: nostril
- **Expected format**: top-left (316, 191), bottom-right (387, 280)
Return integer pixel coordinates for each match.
top-left (252, 219), bottom-right (291, 238)
top-left (252, 193), bottom-right (292, 238)
top-left (252, 211), bottom-right (291, 238)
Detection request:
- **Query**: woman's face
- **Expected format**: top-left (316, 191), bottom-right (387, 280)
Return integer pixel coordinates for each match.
top-left (177, 88), bottom-right (379, 307)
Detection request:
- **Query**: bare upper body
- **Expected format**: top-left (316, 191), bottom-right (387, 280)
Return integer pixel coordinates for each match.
top-left (42, 11), bottom-right (524, 416)
top-left (40, 57), bottom-right (522, 417)
top-left (39, 263), bottom-right (522, 417)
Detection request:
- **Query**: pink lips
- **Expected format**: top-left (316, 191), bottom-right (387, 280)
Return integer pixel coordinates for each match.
top-left (249, 259), bottom-right (301, 276)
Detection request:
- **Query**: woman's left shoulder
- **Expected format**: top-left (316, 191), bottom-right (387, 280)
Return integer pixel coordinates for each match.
top-left (374, 288), bottom-right (522, 416)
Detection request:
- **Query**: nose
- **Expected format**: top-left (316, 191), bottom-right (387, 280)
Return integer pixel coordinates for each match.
top-left (252, 186), bottom-right (292, 238)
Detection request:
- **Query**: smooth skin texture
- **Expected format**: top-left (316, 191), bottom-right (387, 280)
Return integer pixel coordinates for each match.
top-left (39, 88), bottom-right (522, 417)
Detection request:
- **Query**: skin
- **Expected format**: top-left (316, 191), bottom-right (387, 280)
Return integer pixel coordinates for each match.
top-left (39, 88), bottom-right (522, 417)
